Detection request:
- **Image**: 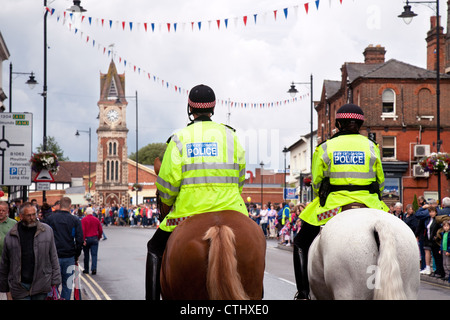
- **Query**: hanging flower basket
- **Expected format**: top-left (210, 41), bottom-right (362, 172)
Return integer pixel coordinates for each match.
top-left (419, 152), bottom-right (450, 177)
top-left (132, 183), bottom-right (143, 191)
top-left (303, 175), bottom-right (312, 186)
top-left (29, 151), bottom-right (60, 175)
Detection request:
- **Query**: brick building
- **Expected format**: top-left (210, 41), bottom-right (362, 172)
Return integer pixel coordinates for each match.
top-left (315, 15), bottom-right (450, 207)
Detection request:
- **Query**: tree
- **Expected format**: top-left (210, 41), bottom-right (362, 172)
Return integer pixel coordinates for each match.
top-left (129, 142), bottom-right (166, 165)
top-left (36, 136), bottom-right (69, 161)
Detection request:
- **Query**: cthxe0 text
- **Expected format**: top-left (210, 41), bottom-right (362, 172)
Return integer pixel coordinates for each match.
top-left (180, 304), bottom-right (269, 317)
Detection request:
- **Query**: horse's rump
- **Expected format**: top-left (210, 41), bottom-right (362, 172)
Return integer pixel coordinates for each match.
top-left (308, 208), bottom-right (420, 300)
top-left (160, 210), bottom-right (266, 300)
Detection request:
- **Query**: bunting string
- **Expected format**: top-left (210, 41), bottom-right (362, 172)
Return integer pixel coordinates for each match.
top-left (45, 1), bottom-right (335, 108)
top-left (46, 0), bottom-right (343, 34)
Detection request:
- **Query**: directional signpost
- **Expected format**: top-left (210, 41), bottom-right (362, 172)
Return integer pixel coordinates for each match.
top-left (0, 113), bottom-right (32, 186)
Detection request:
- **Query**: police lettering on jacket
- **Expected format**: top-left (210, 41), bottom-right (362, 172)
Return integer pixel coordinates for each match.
top-left (333, 151), bottom-right (365, 165)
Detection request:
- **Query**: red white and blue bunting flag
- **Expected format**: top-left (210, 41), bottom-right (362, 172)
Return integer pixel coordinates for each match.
top-left (45, 3), bottom-right (319, 108)
top-left (45, 0), bottom-right (343, 34)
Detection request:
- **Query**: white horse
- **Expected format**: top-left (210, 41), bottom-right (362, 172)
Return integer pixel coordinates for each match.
top-left (308, 208), bottom-right (420, 300)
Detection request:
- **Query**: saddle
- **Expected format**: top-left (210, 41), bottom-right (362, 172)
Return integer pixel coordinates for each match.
top-left (341, 202), bottom-right (367, 212)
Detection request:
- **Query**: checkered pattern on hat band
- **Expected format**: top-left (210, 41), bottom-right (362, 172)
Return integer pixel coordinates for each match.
top-left (335, 112), bottom-right (365, 121)
top-left (188, 98), bottom-right (216, 109)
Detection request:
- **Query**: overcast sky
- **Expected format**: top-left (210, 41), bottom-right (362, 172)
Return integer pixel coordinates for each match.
top-left (1, 0), bottom-right (446, 171)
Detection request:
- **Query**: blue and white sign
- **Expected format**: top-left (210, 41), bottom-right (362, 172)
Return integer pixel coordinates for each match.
top-left (284, 188), bottom-right (299, 200)
top-left (333, 151), bottom-right (365, 165)
top-left (0, 113), bottom-right (33, 186)
top-left (186, 142), bottom-right (218, 158)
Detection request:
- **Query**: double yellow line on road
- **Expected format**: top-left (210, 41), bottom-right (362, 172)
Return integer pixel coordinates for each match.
top-left (80, 273), bottom-right (112, 300)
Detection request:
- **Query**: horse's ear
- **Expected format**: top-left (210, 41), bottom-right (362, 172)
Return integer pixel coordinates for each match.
top-left (154, 157), bottom-right (161, 175)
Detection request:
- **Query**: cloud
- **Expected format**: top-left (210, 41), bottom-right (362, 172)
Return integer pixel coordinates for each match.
top-left (1, 0), bottom-right (445, 170)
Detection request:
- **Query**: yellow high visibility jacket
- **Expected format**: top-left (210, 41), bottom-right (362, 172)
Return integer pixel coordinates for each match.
top-left (300, 133), bottom-right (389, 226)
top-left (156, 118), bottom-right (248, 232)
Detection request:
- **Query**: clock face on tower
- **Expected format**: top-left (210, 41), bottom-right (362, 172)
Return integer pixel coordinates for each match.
top-left (106, 109), bottom-right (119, 123)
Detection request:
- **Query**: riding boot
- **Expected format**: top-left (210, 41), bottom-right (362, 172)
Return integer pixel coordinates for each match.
top-left (145, 252), bottom-right (162, 300)
top-left (293, 245), bottom-right (310, 300)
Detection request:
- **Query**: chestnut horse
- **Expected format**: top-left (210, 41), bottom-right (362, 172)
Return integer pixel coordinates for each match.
top-left (153, 158), bottom-right (266, 300)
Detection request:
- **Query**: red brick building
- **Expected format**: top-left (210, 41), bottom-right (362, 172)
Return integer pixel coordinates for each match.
top-left (315, 16), bottom-right (450, 207)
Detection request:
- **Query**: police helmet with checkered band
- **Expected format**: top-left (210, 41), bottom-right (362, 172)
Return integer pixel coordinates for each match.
top-left (187, 84), bottom-right (216, 120)
top-left (335, 103), bottom-right (364, 130)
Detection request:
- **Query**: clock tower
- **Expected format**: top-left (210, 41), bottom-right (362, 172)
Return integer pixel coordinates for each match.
top-left (94, 60), bottom-right (130, 206)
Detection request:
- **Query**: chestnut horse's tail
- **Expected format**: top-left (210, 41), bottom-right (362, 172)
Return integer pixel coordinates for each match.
top-left (202, 225), bottom-right (249, 300)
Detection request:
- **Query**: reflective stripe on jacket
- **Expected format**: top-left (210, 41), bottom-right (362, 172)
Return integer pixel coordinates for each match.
top-left (156, 119), bottom-right (248, 232)
top-left (300, 133), bottom-right (389, 226)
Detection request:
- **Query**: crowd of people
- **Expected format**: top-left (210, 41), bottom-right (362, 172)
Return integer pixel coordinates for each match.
top-left (248, 195), bottom-right (450, 284)
top-left (389, 196), bottom-right (450, 283)
top-left (247, 201), bottom-right (305, 246)
top-left (1, 193), bottom-right (450, 300)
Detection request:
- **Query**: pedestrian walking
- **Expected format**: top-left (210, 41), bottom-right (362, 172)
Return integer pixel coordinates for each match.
top-left (45, 197), bottom-right (83, 300)
top-left (0, 202), bottom-right (61, 300)
top-left (81, 207), bottom-right (103, 275)
top-left (0, 201), bottom-right (16, 300)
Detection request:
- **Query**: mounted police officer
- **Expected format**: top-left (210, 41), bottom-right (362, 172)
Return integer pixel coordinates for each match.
top-left (292, 103), bottom-right (389, 299)
top-left (145, 84), bottom-right (247, 300)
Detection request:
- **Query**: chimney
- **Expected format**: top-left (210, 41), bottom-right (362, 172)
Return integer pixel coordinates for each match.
top-left (363, 44), bottom-right (386, 64)
top-left (426, 16), bottom-right (445, 73)
top-left (445, 0), bottom-right (450, 74)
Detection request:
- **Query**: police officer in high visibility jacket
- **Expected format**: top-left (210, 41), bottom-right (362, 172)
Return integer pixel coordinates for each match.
top-left (292, 103), bottom-right (389, 299)
top-left (145, 84), bottom-right (248, 300)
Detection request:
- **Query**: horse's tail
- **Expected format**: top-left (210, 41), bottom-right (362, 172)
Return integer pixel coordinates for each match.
top-left (373, 219), bottom-right (407, 300)
top-left (203, 225), bottom-right (249, 300)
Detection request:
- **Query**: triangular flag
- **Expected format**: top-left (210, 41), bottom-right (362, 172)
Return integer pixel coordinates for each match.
top-left (217, 19), bottom-right (220, 29)
top-left (122, 21), bottom-right (125, 30)
top-left (243, 16), bottom-right (247, 26)
top-left (254, 14), bottom-right (257, 24)
top-left (144, 22), bottom-right (147, 31)
top-left (284, 8), bottom-right (288, 19)
top-left (198, 21), bottom-right (202, 30)
top-left (315, 0), bottom-right (320, 10)
top-left (174, 23), bottom-right (177, 32)
top-left (167, 23), bottom-right (171, 32)
top-left (273, 10), bottom-right (277, 20)
top-left (224, 18), bottom-right (228, 28)
top-left (129, 22), bottom-right (133, 31)
top-left (304, 3), bottom-right (309, 14)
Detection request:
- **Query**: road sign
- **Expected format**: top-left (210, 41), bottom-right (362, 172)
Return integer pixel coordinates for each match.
top-left (284, 187), bottom-right (299, 200)
top-left (0, 113), bottom-right (32, 186)
top-left (36, 182), bottom-right (50, 191)
top-left (34, 169), bottom-right (54, 182)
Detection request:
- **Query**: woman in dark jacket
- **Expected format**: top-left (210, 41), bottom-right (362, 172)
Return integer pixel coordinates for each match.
top-left (415, 206), bottom-right (444, 277)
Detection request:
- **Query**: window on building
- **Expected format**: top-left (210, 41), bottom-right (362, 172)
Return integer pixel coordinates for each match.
top-left (382, 89), bottom-right (395, 114)
top-left (382, 136), bottom-right (396, 159)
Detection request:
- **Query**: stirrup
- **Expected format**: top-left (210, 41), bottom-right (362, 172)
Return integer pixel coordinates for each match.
top-left (294, 291), bottom-right (310, 300)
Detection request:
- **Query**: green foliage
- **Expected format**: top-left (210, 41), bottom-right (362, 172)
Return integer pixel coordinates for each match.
top-left (412, 194), bottom-right (419, 212)
top-left (129, 142), bottom-right (166, 165)
top-left (36, 136), bottom-right (69, 161)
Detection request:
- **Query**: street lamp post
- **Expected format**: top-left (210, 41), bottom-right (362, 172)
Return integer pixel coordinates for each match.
top-left (282, 147), bottom-right (288, 201)
top-left (75, 128), bottom-right (91, 200)
top-left (287, 74), bottom-right (314, 167)
top-left (8, 63), bottom-right (38, 203)
top-left (398, 0), bottom-right (442, 203)
top-left (116, 91), bottom-right (139, 205)
top-left (260, 161), bottom-right (264, 206)
top-left (41, 0), bottom-right (86, 203)
top-left (9, 63), bottom-right (38, 112)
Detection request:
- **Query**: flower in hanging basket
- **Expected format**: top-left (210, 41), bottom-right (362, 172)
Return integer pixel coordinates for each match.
top-left (132, 183), bottom-right (143, 191)
top-left (419, 152), bottom-right (450, 176)
top-left (29, 151), bottom-right (60, 175)
top-left (303, 175), bottom-right (312, 186)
